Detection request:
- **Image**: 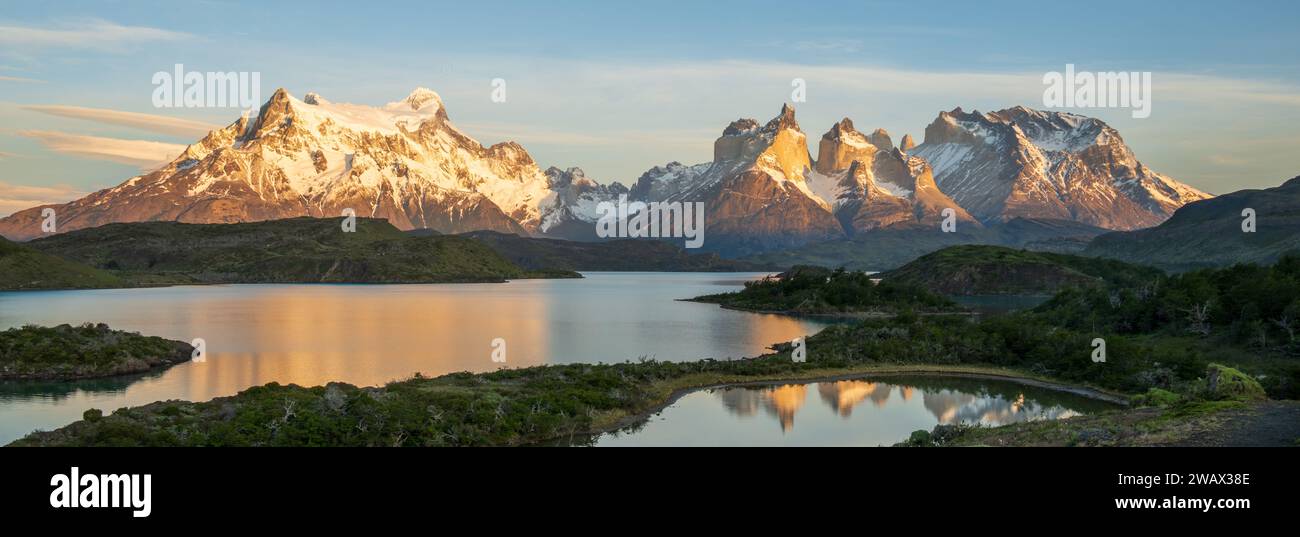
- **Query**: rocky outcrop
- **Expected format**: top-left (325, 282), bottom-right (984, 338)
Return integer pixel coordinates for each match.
top-left (811, 120), bottom-right (976, 235)
top-left (682, 104), bottom-right (845, 255)
top-left (900, 134), bottom-right (917, 151)
top-left (867, 128), bottom-right (894, 151)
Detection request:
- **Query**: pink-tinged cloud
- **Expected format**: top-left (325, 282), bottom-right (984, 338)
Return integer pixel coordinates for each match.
top-left (0, 181), bottom-right (87, 217)
top-left (18, 130), bottom-right (185, 170)
top-left (23, 105), bottom-right (220, 137)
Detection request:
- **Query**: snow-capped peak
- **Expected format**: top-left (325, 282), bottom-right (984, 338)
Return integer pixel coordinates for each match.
top-left (0, 86), bottom-right (562, 240)
top-left (400, 87), bottom-right (442, 112)
top-left (260, 88), bottom-right (447, 136)
top-left (912, 105), bottom-right (1212, 230)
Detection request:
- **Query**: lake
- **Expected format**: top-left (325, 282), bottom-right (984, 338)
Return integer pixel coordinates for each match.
top-left (592, 375), bottom-right (1117, 446)
top-left (0, 272), bottom-right (831, 444)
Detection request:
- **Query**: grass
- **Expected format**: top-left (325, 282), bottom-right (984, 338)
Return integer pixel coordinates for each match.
top-left (0, 236), bottom-right (126, 291)
top-left (879, 244), bottom-right (1165, 295)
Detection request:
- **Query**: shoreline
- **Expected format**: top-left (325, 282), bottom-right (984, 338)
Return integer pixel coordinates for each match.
top-left (0, 273), bottom-right (579, 293)
top-left (0, 358), bottom-right (190, 382)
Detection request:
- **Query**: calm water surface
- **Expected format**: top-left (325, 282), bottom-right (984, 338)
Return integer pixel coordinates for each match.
top-left (0, 272), bottom-right (832, 444)
top-left (593, 375), bottom-right (1117, 447)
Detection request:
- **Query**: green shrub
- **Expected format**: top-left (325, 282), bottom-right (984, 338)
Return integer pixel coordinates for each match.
top-left (1130, 388), bottom-right (1181, 407)
top-left (1200, 364), bottom-right (1267, 402)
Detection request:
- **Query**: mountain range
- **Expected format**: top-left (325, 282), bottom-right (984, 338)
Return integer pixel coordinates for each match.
top-left (0, 88), bottom-right (1212, 257)
top-left (911, 106), bottom-right (1209, 230)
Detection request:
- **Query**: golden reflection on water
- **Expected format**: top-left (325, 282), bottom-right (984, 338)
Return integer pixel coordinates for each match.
top-left (718, 384), bottom-right (807, 432)
top-left (717, 379), bottom-right (1084, 432)
top-left (0, 274), bottom-right (830, 444)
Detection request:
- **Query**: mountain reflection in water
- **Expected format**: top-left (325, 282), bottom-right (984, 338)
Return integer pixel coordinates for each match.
top-left (717, 377), bottom-right (1092, 433)
top-left (593, 374), bottom-right (1116, 446)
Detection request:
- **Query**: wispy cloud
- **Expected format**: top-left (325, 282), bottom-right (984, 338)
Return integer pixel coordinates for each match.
top-left (0, 181), bottom-right (86, 217)
top-left (791, 39), bottom-right (864, 54)
top-left (0, 75), bottom-right (44, 83)
top-left (572, 59), bottom-right (1300, 106)
top-left (1158, 74), bottom-right (1300, 107)
top-left (18, 130), bottom-right (184, 169)
top-left (0, 19), bottom-right (192, 49)
top-left (22, 105), bottom-right (220, 137)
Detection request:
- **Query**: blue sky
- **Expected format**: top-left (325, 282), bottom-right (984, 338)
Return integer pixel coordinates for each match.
top-left (2, 0), bottom-right (1299, 214)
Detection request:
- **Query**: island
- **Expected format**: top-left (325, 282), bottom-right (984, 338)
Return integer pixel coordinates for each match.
top-left (0, 324), bottom-right (193, 381)
top-left (687, 265), bottom-right (963, 317)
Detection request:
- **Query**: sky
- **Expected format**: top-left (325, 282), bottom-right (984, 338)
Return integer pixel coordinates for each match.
top-left (1, 0), bottom-right (1299, 215)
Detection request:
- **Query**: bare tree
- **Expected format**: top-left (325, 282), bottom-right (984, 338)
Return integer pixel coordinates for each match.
top-left (1185, 301), bottom-right (1212, 336)
top-left (1274, 315), bottom-right (1296, 343)
top-left (282, 397), bottom-right (297, 421)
